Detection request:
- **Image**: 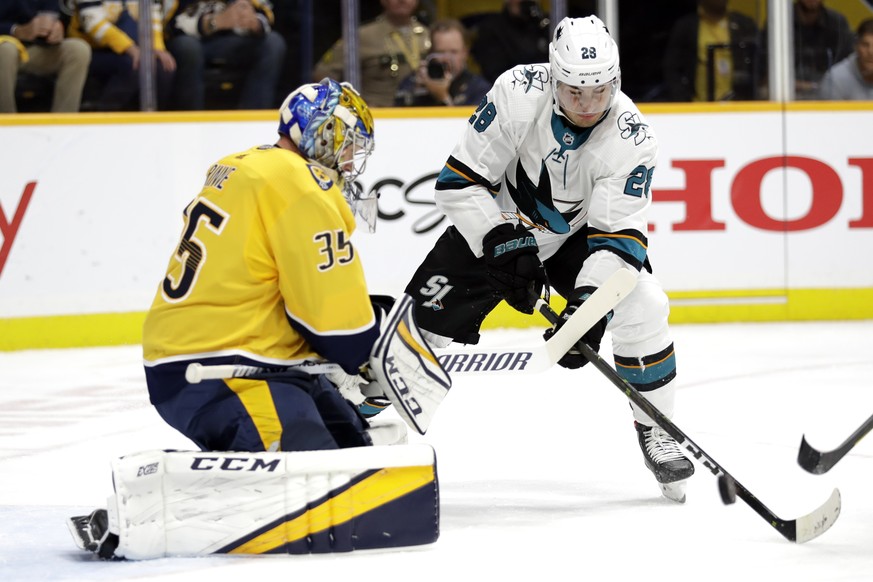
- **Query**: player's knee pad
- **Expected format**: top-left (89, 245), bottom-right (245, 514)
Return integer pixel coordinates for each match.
top-left (607, 271), bottom-right (677, 422)
top-left (609, 272), bottom-right (671, 357)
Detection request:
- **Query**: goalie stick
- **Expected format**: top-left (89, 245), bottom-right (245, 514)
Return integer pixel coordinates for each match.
top-left (798, 412), bottom-right (873, 474)
top-left (537, 303), bottom-right (841, 544)
top-left (184, 268), bottom-right (638, 384)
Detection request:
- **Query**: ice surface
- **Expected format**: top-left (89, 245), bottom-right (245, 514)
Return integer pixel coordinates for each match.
top-left (2, 322), bottom-right (873, 581)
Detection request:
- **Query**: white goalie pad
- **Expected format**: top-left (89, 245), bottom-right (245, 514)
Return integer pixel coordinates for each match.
top-left (368, 293), bottom-right (452, 435)
top-left (106, 445), bottom-right (439, 559)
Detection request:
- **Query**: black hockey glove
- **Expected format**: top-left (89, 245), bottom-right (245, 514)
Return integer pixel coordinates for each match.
top-left (481, 223), bottom-right (546, 314)
top-left (544, 286), bottom-right (613, 369)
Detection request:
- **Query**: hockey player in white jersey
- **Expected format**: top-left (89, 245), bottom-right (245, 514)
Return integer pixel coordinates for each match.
top-left (404, 15), bottom-right (695, 501)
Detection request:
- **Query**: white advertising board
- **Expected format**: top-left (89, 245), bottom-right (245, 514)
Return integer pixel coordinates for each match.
top-left (1, 104), bottom-right (872, 348)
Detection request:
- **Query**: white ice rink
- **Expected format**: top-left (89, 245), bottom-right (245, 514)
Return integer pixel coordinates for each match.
top-left (2, 322), bottom-right (873, 582)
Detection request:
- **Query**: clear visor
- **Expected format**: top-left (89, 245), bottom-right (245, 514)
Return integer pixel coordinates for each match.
top-left (341, 180), bottom-right (378, 233)
top-left (555, 78), bottom-right (618, 116)
top-left (335, 125), bottom-right (374, 184)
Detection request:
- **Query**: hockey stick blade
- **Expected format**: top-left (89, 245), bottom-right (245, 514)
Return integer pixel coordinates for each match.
top-left (185, 268), bottom-right (637, 385)
top-left (537, 267), bottom-right (637, 365)
top-left (539, 301), bottom-right (841, 544)
top-left (798, 411), bottom-right (873, 474)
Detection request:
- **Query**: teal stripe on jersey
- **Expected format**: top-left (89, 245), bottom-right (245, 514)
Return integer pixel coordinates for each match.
top-left (436, 164), bottom-right (473, 188)
top-left (588, 235), bottom-right (647, 269)
top-left (435, 156), bottom-right (500, 195)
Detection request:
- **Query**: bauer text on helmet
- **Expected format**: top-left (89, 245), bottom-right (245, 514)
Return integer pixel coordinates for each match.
top-left (549, 16), bottom-right (621, 124)
top-left (278, 79), bottom-right (379, 231)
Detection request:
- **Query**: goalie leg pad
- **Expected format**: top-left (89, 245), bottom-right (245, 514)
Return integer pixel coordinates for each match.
top-left (102, 446), bottom-right (439, 559)
top-left (369, 294), bottom-right (452, 435)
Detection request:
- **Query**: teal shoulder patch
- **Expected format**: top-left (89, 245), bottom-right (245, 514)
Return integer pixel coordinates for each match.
top-left (307, 164), bottom-right (334, 191)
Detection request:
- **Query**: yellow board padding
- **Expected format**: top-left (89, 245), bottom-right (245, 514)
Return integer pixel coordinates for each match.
top-left (0, 311), bottom-right (146, 351)
top-left (482, 287), bottom-right (873, 329)
top-left (228, 464), bottom-right (435, 554)
top-left (0, 110), bottom-right (275, 126)
top-left (7, 100), bottom-right (873, 129)
top-left (667, 287), bottom-right (873, 323)
top-left (3, 287), bottom-right (873, 351)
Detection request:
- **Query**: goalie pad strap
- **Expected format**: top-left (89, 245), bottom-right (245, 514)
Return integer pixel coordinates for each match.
top-left (107, 446), bottom-right (439, 559)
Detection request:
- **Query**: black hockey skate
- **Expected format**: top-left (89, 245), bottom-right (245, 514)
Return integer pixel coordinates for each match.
top-left (635, 421), bottom-right (695, 503)
top-left (67, 509), bottom-right (120, 559)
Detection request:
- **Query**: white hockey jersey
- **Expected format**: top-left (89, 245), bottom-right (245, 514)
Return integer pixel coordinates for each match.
top-left (434, 63), bottom-right (657, 289)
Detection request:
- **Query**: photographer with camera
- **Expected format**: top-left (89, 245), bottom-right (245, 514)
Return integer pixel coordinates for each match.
top-left (394, 18), bottom-right (490, 107)
top-left (471, 0), bottom-right (550, 84)
top-left (314, 0), bottom-right (429, 108)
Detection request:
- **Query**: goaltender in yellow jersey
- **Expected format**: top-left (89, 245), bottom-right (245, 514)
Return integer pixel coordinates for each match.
top-left (143, 147), bottom-right (375, 390)
top-left (69, 80), bottom-right (453, 561)
top-left (142, 78), bottom-right (384, 453)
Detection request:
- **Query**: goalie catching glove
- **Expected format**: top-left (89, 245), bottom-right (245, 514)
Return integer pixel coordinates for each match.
top-left (544, 286), bottom-right (613, 369)
top-left (482, 223), bottom-right (547, 314)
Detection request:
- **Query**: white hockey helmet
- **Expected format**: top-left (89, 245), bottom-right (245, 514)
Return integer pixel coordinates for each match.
top-left (549, 16), bottom-right (621, 119)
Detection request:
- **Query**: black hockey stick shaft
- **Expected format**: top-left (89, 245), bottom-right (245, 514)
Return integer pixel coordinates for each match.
top-left (538, 302), bottom-right (839, 543)
top-left (798, 412), bottom-right (873, 474)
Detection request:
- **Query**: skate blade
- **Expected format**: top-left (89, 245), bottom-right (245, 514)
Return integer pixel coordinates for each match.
top-left (659, 480), bottom-right (687, 503)
top-left (66, 515), bottom-right (90, 551)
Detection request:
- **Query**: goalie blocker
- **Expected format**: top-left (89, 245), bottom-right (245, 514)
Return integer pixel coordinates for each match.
top-left (68, 445), bottom-right (439, 559)
top-left (369, 293), bottom-right (452, 434)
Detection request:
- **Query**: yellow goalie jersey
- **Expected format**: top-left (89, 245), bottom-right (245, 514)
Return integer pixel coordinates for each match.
top-left (143, 144), bottom-right (379, 404)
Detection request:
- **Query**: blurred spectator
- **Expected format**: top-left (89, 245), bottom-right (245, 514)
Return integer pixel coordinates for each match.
top-left (165, 0), bottom-right (285, 110)
top-left (313, 0), bottom-right (430, 108)
top-left (268, 1), bottom-right (393, 107)
top-left (394, 18), bottom-right (490, 107)
top-left (818, 18), bottom-right (873, 99)
top-left (761, 0), bottom-right (853, 99)
top-left (471, 0), bottom-right (549, 84)
top-left (68, 0), bottom-right (175, 110)
top-left (0, 1), bottom-right (91, 113)
top-left (611, 1), bottom-right (689, 102)
top-left (792, 0), bottom-right (853, 98)
top-left (663, 0), bottom-right (759, 101)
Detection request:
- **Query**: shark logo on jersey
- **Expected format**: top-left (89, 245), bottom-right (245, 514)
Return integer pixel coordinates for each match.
top-left (618, 111), bottom-right (650, 146)
top-left (511, 65), bottom-right (549, 93)
top-left (506, 160), bottom-right (580, 234)
top-left (307, 164), bottom-right (335, 191)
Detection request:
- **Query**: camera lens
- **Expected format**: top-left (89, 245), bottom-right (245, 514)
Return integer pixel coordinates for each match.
top-left (427, 59), bottom-right (446, 79)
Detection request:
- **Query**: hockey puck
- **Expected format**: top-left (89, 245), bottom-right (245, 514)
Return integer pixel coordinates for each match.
top-left (718, 474), bottom-right (737, 505)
